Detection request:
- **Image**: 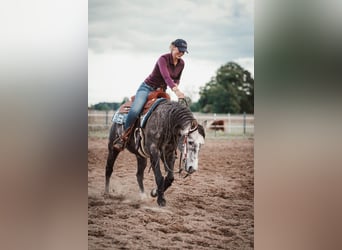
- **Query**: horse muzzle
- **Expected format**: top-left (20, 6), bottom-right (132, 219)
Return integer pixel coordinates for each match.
top-left (186, 166), bottom-right (196, 174)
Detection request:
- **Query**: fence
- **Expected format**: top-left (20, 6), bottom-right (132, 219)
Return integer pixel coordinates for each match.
top-left (88, 110), bottom-right (254, 138)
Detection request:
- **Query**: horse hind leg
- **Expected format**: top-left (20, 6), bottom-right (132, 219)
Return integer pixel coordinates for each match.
top-left (136, 156), bottom-right (147, 198)
top-left (105, 124), bottom-right (124, 194)
top-left (105, 145), bottom-right (120, 194)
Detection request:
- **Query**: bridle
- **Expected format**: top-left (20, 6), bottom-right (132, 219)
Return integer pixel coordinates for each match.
top-left (155, 120), bottom-right (199, 178)
top-left (177, 120), bottom-right (199, 178)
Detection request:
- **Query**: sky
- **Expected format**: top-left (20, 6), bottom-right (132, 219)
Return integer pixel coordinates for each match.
top-left (88, 0), bottom-right (254, 105)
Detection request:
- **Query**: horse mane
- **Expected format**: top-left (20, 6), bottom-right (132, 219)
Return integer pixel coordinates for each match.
top-left (158, 101), bottom-right (195, 148)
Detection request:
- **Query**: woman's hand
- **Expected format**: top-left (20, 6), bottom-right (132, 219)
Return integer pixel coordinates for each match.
top-left (172, 86), bottom-right (185, 99)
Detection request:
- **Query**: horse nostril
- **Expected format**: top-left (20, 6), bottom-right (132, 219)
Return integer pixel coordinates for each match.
top-left (188, 166), bottom-right (195, 174)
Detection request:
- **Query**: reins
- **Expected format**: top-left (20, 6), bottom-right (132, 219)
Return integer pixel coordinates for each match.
top-left (155, 123), bottom-right (199, 179)
top-left (177, 134), bottom-right (189, 178)
top-left (178, 123), bottom-right (198, 178)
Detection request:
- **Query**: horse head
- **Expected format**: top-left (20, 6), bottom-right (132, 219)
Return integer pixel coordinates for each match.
top-left (179, 120), bottom-right (205, 175)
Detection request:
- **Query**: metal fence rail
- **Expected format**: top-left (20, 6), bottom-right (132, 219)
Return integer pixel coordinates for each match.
top-left (88, 110), bottom-right (254, 137)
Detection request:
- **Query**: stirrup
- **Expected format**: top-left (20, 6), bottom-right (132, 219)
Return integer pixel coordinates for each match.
top-left (113, 124), bottom-right (134, 151)
top-left (113, 137), bottom-right (125, 151)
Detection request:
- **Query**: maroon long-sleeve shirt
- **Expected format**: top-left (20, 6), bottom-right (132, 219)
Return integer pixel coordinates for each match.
top-left (145, 53), bottom-right (184, 90)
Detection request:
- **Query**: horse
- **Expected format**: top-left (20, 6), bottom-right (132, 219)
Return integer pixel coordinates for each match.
top-left (210, 120), bottom-right (225, 131)
top-left (105, 99), bottom-right (205, 206)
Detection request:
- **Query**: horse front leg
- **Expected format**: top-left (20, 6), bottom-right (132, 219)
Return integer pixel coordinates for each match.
top-left (162, 151), bottom-right (175, 193)
top-left (163, 171), bottom-right (174, 193)
top-left (150, 156), bottom-right (166, 206)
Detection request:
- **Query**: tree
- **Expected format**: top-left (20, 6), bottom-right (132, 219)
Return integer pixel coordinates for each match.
top-left (198, 62), bottom-right (254, 114)
top-left (90, 102), bottom-right (121, 111)
top-left (92, 102), bottom-right (111, 111)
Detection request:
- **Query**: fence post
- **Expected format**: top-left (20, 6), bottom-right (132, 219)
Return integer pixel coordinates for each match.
top-left (105, 110), bottom-right (109, 125)
top-left (228, 113), bottom-right (231, 134)
top-left (214, 113), bottom-right (217, 137)
top-left (243, 112), bottom-right (246, 135)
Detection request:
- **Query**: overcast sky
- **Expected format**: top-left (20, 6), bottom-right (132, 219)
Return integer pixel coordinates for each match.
top-left (88, 0), bottom-right (254, 105)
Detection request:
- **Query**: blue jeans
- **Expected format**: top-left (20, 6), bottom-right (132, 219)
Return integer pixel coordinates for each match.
top-left (124, 82), bottom-right (155, 130)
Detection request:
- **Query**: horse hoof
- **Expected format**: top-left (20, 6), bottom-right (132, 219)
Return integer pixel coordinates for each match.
top-left (103, 193), bottom-right (110, 199)
top-left (104, 188), bottom-right (109, 196)
top-left (157, 198), bottom-right (166, 207)
top-left (140, 192), bottom-right (147, 200)
top-left (150, 188), bottom-right (157, 197)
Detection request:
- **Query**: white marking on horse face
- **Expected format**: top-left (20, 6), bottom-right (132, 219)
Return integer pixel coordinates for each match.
top-left (185, 130), bottom-right (205, 173)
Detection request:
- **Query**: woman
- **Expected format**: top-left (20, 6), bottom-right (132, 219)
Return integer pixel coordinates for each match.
top-left (113, 38), bottom-right (188, 151)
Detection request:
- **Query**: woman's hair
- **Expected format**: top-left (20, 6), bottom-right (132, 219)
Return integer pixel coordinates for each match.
top-left (169, 41), bottom-right (176, 51)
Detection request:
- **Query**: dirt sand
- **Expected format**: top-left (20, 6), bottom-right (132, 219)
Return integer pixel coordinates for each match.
top-left (88, 137), bottom-right (254, 249)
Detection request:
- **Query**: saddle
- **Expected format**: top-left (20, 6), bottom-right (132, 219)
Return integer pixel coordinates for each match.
top-left (113, 90), bottom-right (170, 157)
top-left (118, 90), bottom-right (170, 115)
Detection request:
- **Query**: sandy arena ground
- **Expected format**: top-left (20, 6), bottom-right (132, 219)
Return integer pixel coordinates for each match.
top-left (88, 136), bottom-right (254, 249)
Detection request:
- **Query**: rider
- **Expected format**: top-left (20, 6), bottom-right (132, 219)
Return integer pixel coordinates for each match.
top-left (113, 38), bottom-right (188, 151)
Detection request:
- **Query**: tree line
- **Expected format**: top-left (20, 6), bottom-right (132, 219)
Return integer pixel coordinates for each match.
top-left (89, 61), bottom-right (254, 114)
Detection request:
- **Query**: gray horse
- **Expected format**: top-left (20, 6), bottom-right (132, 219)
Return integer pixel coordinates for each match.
top-left (105, 100), bottom-right (205, 206)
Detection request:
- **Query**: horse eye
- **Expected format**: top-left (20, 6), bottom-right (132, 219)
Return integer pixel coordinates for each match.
top-left (188, 141), bottom-right (194, 146)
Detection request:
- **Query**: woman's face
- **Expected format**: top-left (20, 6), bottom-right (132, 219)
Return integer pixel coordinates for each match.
top-left (172, 46), bottom-right (185, 59)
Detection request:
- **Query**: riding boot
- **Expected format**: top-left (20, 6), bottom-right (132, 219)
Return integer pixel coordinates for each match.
top-left (113, 136), bottom-right (126, 152)
top-left (113, 126), bottom-right (134, 151)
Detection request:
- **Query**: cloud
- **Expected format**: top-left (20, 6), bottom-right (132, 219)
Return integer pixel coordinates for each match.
top-left (89, 0), bottom-right (254, 62)
top-left (88, 0), bottom-right (254, 104)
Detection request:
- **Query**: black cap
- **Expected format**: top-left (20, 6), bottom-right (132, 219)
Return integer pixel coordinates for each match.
top-left (173, 39), bottom-right (188, 53)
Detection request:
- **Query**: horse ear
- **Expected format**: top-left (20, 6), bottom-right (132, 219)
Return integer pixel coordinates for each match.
top-left (197, 124), bottom-right (206, 138)
top-left (189, 120), bottom-right (198, 132)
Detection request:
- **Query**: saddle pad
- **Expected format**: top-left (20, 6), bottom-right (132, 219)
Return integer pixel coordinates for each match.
top-left (112, 112), bottom-right (128, 124)
top-left (112, 98), bottom-right (167, 126)
top-left (140, 98), bottom-right (167, 128)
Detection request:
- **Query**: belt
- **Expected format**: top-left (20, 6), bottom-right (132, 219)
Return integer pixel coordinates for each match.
top-left (145, 82), bottom-right (165, 92)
